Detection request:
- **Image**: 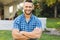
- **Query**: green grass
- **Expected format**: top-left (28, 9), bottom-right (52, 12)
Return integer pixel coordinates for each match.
top-left (40, 33), bottom-right (60, 40)
top-left (0, 30), bottom-right (60, 40)
top-left (0, 30), bottom-right (12, 40)
top-left (47, 18), bottom-right (60, 28)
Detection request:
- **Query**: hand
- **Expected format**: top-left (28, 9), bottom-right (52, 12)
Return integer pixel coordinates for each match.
top-left (20, 31), bottom-right (29, 40)
top-left (20, 31), bottom-right (25, 34)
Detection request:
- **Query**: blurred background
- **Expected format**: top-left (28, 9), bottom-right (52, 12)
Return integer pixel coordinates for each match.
top-left (0, 0), bottom-right (60, 20)
top-left (0, 0), bottom-right (60, 40)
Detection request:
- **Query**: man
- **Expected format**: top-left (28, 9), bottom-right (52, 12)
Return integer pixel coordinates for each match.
top-left (12, 0), bottom-right (42, 40)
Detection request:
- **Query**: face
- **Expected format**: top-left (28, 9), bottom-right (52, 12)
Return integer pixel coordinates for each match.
top-left (23, 2), bottom-right (34, 15)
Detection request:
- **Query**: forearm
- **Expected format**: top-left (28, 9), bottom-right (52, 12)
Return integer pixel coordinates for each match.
top-left (20, 28), bottom-right (42, 39)
top-left (21, 31), bottom-right (40, 39)
top-left (12, 30), bottom-right (29, 40)
top-left (12, 32), bottom-right (23, 39)
top-left (13, 32), bottom-right (29, 40)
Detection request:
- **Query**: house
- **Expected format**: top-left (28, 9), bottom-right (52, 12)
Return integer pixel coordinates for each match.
top-left (0, 0), bottom-right (24, 20)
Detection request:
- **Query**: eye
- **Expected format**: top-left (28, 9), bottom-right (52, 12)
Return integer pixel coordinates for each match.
top-left (25, 6), bottom-right (28, 8)
top-left (29, 6), bottom-right (32, 8)
top-left (25, 6), bottom-right (32, 8)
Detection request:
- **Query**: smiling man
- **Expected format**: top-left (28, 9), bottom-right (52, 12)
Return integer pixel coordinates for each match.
top-left (12, 0), bottom-right (42, 40)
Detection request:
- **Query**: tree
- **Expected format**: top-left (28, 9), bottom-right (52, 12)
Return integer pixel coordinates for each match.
top-left (45, 0), bottom-right (57, 18)
top-left (33, 0), bottom-right (42, 17)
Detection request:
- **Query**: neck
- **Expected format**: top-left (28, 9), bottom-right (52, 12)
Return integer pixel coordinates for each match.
top-left (24, 13), bottom-right (31, 19)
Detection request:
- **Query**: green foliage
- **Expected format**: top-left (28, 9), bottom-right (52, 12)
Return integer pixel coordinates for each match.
top-left (46, 0), bottom-right (56, 6)
top-left (33, 0), bottom-right (38, 4)
top-left (17, 9), bottom-right (23, 15)
top-left (33, 0), bottom-right (41, 17)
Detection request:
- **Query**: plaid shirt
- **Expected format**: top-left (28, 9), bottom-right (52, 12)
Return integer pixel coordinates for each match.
top-left (13, 14), bottom-right (42, 32)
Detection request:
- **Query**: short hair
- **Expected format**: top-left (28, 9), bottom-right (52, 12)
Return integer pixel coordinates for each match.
top-left (25, 0), bottom-right (33, 3)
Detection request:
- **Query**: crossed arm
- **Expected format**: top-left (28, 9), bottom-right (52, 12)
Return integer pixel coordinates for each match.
top-left (12, 29), bottom-right (29, 40)
top-left (12, 27), bottom-right (42, 40)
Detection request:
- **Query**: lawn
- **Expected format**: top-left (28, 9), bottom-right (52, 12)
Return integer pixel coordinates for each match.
top-left (47, 18), bottom-right (60, 28)
top-left (40, 33), bottom-right (60, 40)
top-left (0, 30), bottom-right (60, 40)
top-left (0, 30), bottom-right (12, 40)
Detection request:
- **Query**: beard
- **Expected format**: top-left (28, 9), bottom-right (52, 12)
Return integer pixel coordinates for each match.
top-left (24, 10), bottom-right (32, 15)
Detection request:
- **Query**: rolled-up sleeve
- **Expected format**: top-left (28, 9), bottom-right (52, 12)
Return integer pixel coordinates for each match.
top-left (36, 19), bottom-right (42, 28)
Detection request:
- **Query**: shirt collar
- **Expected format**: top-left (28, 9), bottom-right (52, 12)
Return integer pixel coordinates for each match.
top-left (22, 13), bottom-right (33, 23)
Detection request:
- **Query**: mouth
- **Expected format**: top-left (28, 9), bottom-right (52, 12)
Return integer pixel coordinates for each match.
top-left (26, 10), bottom-right (31, 12)
top-left (25, 10), bottom-right (31, 12)
top-left (24, 9), bottom-right (32, 14)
